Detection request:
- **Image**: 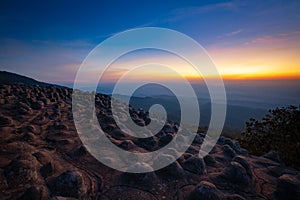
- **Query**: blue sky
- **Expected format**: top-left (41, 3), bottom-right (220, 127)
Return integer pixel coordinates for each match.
top-left (0, 0), bottom-right (300, 83)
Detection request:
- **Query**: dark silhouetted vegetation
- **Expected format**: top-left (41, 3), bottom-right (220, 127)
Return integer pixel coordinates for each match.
top-left (239, 105), bottom-right (300, 169)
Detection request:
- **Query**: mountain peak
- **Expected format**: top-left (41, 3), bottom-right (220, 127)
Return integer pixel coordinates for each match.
top-left (0, 71), bottom-right (61, 87)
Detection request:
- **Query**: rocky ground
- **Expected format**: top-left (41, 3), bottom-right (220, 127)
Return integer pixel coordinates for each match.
top-left (0, 84), bottom-right (299, 200)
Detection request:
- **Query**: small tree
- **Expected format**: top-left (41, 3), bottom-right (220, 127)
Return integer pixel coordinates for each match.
top-left (240, 105), bottom-right (300, 169)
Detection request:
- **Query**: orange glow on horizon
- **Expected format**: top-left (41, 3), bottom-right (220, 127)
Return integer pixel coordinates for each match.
top-left (99, 62), bottom-right (300, 82)
top-left (184, 73), bottom-right (300, 82)
top-left (99, 70), bottom-right (300, 83)
top-left (87, 38), bottom-right (300, 83)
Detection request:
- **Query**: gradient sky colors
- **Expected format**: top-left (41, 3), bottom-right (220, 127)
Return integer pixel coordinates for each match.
top-left (0, 0), bottom-right (300, 84)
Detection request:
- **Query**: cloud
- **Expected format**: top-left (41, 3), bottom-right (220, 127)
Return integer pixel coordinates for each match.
top-left (250, 30), bottom-right (300, 45)
top-left (216, 29), bottom-right (244, 41)
top-left (278, 30), bottom-right (300, 37)
top-left (30, 39), bottom-right (95, 48)
top-left (143, 1), bottom-right (238, 26)
top-left (170, 2), bottom-right (237, 17)
top-left (0, 38), bottom-right (93, 83)
top-left (251, 35), bottom-right (283, 44)
top-left (226, 29), bottom-right (243, 36)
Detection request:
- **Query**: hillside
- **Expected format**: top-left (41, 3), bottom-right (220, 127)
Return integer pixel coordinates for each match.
top-left (0, 82), bottom-right (299, 199)
top-left (0, 71), bottom-right (61, 87)
top-left (123, 95), bottom-right (267, 132)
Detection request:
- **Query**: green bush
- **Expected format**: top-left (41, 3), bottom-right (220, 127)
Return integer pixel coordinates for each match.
top-left (239, 105), bottom-right (300, 169)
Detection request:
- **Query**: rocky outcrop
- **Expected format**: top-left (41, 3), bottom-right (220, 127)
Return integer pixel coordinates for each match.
top-left (0, 84), bottom-right (299, 200)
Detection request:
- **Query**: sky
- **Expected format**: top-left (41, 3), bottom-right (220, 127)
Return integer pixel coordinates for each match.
top-left (0, 0), bottom-right (300, 84)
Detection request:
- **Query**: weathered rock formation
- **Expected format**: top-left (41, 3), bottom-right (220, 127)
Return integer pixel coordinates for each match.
top-left (0, 84), bottom-right (299, 200)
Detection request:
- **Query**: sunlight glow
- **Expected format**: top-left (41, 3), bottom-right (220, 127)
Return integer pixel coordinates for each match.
top-left (85, 39), bottom-right (300, 83)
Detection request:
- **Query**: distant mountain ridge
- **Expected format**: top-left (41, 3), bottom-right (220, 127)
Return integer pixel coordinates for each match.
top-left (0, 71), bottom-right (62, 87)
top-left (0, 71), bottom-right (268, 132)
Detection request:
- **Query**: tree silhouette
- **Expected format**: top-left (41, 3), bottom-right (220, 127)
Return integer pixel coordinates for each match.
top-left (240, 105), bottom-right (300, 169)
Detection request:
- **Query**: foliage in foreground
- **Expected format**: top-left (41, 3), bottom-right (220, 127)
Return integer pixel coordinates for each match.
top-left (239, 105), bottom-right (300, 169)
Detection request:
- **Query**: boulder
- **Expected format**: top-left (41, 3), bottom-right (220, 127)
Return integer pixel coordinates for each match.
top-left (30, 100), bottom-right (44, 110)
top-left (204, 155), bottom-right (216, 166)
top-left (232, 156), bottom-right (252, 179)
top-left (181, 157), bottom-right (206, 175)
top-left (188, 181), bottom-right (221, 200)
top-left (275, 174), bottom-right (300, 200)
top-left (0, 116), bottom-right (12, 127)
top-left (262, 150), bottom-right (282, 163)
top-left (4, 155), bottom-right (39, 186)
top-left (118, 140), bottom-right (136, 150)
top-left (19, 185), bottom-right (49, 200)
top-left (47, 170), bottom-right (86, 198)
top-left (222, 161), bottom-right (251, 185)
top-left (222, 144), bottom-right (236, 158)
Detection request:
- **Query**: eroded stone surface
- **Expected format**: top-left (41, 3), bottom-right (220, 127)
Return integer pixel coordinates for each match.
top-left (0, 84), bottom-right (299, 199)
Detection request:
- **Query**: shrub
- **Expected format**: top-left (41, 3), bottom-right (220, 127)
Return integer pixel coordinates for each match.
top-left (239, 105), bottom-right (300, 169)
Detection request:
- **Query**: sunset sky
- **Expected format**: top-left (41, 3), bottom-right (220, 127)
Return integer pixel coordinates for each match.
top-left (0, 0), bottom-right (300, 84)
